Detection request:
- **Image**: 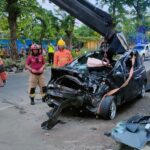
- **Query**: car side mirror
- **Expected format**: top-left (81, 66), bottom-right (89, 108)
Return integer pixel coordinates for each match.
top-left (114, 71), bottom-right (124, 78)
top-left (113, 71), bottom-right (126, 81)
top-left (117, 71), bottom-right (124, 76)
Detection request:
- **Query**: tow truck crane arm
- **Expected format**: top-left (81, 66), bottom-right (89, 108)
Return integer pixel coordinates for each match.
top-left (50, 0), bottom-right (128, 54)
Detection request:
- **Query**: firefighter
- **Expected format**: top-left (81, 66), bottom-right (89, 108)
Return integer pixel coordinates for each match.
top-left (54, 39), bottom-right (73, 67)
top-left (26, 44), bottom-right (47, 105)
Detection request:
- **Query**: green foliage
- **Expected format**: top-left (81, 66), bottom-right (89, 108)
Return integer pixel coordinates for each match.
top-left (3, 58), bottom-right (14, 66)
top-left (73, 25), bottom-right (100, 47)
top-left (0, 0), bottom-right (149, 60)
top-left (0, 16), bottom-right (9, 36)
top-left (95, 0), bottom-right (126, 25)
top-left (4, 57), bottom-right (25, 69)
top-left (124, 0), bottom-right (150, 22)
top-left (71, 48), bottom-right (91, 59)
top-left (52, 9), bottom-right (75, 48)
top-left (95, 0), bottom-right (150, 44)
top-left (0, 0), bottom-right (42, 59)
top-left (74, 25), bottom-right (100, 40)
top-left (0, 0), bottom-right (58, 40)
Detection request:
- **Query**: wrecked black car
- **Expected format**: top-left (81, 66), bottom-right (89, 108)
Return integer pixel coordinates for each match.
top-left (41, 50), bottom-right (147, 130)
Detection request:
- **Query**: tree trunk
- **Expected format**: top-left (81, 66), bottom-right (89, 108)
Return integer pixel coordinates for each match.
top-left (65, 32), bottom-right (73, 50)
top-left (39, 29), bottom-right (44, 46)
top-left (8, 13), bottom-right (18, 60)
top-left (133, 1), bottom-right (143, 26)
top-left (36, 17), bottom-right (46, 46)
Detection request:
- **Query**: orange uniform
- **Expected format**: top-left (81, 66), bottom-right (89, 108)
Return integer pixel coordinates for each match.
top-left (54, 49), bottom-right (73, 67)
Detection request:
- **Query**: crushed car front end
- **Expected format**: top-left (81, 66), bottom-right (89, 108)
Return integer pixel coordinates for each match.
top-left (46, 65), bottom-right (113, 114)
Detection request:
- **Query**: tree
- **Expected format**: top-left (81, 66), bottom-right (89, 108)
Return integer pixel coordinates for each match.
top-left (95, 0), bottom-right (126, 26)
top-left (125, 0), bottom-right (150, 25)
top-left (61, 14), bottom-right (75, 49)
top-left (0, 16), bottom-right (9, 36)
top-left (53, 10), bottom-right (75, 49)
top-left (73, 25), bottom-right (100, 48)
top-left (0, 0), bottom-right (34, 59)
top-left (33, 8), bottom-right (55, 44)
top-left (41, 0), bottom-right (74, 45)
top-left (74, 25), bottom-right (100, 40)
top-left (6, 0), bottom-right (21, 59)
top-left (121, 0), bottom-right (150, 44)
top-left (17, 7), bottom-right (57, 43)
top-left (0, 0), bottom-right (43, 60)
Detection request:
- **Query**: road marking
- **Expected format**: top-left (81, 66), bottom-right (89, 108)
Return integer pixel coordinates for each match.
top-left (0, 102), bottom-right (29, 111)
top-left (0, 98), bottom-right (45, 111)
top-left (0, 105), bottom-right (14, 111)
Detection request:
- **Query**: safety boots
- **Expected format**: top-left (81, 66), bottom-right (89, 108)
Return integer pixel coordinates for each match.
top-left (42, 96), bottom-right (46, 103)
top-left (30, 96), bottom-right (47, 105)
top-left (30, 97), bottom-right (35, 105)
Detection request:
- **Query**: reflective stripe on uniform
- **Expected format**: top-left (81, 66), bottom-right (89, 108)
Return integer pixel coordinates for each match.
top-left (48, 46), bottom-right (54, 53)
top-left (41, 93), bottom-right (46, 97)
top-left (30, 94), bottom-right (35, 98)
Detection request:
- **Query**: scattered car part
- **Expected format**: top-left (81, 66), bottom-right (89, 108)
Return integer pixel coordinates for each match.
top-left (109, 115), bottom-right (150, 150)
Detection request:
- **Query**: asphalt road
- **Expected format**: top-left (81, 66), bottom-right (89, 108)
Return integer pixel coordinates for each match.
top-left (0, 63), bottom-right (150, 150)
top-left (0, 69), bottom-right (51, 110)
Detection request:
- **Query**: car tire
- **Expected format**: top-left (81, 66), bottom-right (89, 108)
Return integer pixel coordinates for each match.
top-left (139, 83), bottom-right (146, 98)
top-left (99, 96), bottom-right (117, 120)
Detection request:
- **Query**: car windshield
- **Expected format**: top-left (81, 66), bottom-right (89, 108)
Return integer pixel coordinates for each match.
top-left (67, 51), bottom-right (103, 72)
top-left (70, 52), bottom-right (103, 65)
top-left (133, 46), bottom-right (144, 50)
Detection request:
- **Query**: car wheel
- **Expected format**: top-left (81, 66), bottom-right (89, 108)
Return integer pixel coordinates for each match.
top-left (99, 96), bottom-right (117, 120)
top-left (139, 84), bottom-right (146, 98)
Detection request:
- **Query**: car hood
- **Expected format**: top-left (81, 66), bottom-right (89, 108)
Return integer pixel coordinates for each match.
top-left (51, 66), bottom-right (86, 81)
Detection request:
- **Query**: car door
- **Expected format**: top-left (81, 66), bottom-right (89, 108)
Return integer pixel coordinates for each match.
top-left (122, 55), bottom-right (137, 102)
top-left (132, 54), bottom-right (146, 95)
top-left (112, 59), bottom-right (126, 105)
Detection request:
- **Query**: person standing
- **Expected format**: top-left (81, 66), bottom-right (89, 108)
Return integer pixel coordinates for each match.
top-left (25, 44), bottom-right (47, 105)
top-left (54, 39), bottom-right (73, 67)
top-left (0, 57), bottom-right (8, 87)
top-left (0, 47), bottom-right (4, 59)
top-left (48, 43), bottom-right (54, 64)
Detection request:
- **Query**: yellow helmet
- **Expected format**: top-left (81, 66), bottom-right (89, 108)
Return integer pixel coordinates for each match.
top-left (57, 39), bottom-right (65, 46)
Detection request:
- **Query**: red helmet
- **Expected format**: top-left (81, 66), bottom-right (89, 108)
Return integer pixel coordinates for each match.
top-left (30, 44), bottom-right (40, 50)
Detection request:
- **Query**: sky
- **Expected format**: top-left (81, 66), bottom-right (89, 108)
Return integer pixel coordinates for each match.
top-left (37, 0), bottom-right (98, 11)
top-left (36, 0), bottom-right (99, 26)
top-left (37, 0), bottom-right (56, 11)
top-left (36, 0), bottom-right (109, 26)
